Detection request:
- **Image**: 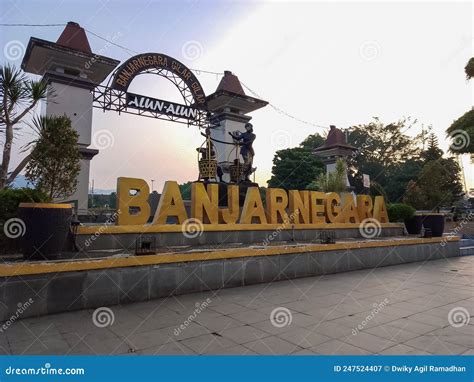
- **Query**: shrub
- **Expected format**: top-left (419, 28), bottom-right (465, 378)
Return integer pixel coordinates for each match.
top-left (25, 115), bottom-right (80, 199)
top-left (387, 203), bottom-right (416, 222)
top-left (315, 158), bottom-right (347, 193)
top-left (0, 187), bottom-right (50, 222)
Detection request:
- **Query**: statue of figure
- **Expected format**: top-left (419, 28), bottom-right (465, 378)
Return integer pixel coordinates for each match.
top-left (229, 123), bottom-right (255, 182)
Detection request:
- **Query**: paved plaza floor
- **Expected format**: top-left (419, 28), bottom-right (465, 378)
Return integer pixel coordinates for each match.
top-left (1, 256), bottom-right (473, 355)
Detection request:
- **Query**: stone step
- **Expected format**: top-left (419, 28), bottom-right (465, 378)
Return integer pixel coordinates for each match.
top-left (460, 246), bottom-right (474, 256)
top-left (460, 239), bottom-right (474, 247)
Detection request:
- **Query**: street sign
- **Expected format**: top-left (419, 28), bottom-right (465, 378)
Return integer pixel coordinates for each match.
top-left (363, 174), bottom-right (370, 188)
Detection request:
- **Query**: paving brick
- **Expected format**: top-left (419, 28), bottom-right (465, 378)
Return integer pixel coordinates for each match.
top-left (3, 256), bottom-right (472, 355)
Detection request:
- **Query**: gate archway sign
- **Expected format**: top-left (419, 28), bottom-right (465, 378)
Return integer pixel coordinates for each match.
top-left (111, 53), bottom-right (206, 106)
top-left (94, 52), bottom-right (209, 126)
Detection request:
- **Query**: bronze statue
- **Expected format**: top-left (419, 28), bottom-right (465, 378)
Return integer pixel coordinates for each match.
top-left (229, 123), bottom-right (256, 182)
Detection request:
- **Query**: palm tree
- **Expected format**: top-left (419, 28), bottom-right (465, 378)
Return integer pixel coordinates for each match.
top-left (0, 64), bottom-right (49, 189)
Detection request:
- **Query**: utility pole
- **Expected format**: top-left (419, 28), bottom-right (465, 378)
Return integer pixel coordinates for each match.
top-left (456, 155), bottom-right (468, 195)
top-left (421, 125), bottom-right (425, 151)
top-left (90, 179), bottom-right (94, 208)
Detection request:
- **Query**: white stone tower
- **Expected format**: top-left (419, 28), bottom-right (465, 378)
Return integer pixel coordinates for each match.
top-left (21, 22), bottom-right (119, 215)
top-left (206, 71), bottom-right (268, 182)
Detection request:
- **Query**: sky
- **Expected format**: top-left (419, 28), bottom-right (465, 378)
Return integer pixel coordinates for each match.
top-left (1, 0), bottom-right (473, 194)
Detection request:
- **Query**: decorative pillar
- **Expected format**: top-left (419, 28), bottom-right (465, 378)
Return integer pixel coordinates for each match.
top-left (206, 71), bottom-right (268, 183)
top-left (21, 21), bottom-right (119, 215)
top-left (313, 125), bottom-right (357, 189)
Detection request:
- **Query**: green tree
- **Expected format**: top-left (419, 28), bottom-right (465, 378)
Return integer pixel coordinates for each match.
top-left (370, 180), bottom-right (389, 200)
top-left (384, 159), bottom-right (423, 202)
top-left (446, 109), bottom-right (474, 154)
top-left (403, 180), bottom-right (426, 209)
top-left (465, 57), bottom-right (474, 80)
top-left (89, 192), bottom-right (116, 209)
top-left (446, 58), bottom-right (474, 154)
top-left (417, 159), bottom-right (463, 210)
top-left (0, 64), bottom-right (49, 189)
top-left (347, 117), bottom-right (422, 168)
top-left (300, 134), bottom-right (325, 150)
top-left (404, 158), bottom-right (463, 210)
top-left (268, 147), bottom-right (324, 190)
top-left (421, 133), bottom-right (443, 161)
top-left (25, 115), bottom-right (80, 199)
top-left (403, 135), bottom-right (463, 210)
top-left (268, 133), bottom-right (325, 190)
top-left (179, 181), bottom-right (192, 200)
top-left (346, 117), bottom-right (424, 201)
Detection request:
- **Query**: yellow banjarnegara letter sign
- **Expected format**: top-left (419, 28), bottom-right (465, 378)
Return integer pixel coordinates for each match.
top-left (373, 195), bottom-right (389, 223)
top-left (240, 187), bottom-right (267, 224)
top-left (336, 194), bottom-right (360, 224)
top-left (116, 178), bottom-right (391, 227)
top-left (265, 188), bottom-right (289, 224)
top-left (153, 181), bottom-right (187, 224)
top-left (117, 177), bottom-right (150, 225)
top-left (191, 182), bottom-right (218, 224)
top-left (219, 185), bottom-right (239, 224)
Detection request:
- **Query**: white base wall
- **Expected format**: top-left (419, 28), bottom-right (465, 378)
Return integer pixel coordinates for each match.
top-left (45, 80), bottom-right (94, 215)
top-left (210, 118), bottom-right (250, 182)
top-left (56, 156), bottom-right (90, 215)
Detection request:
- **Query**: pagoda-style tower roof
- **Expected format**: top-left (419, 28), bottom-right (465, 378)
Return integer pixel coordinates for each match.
top-left (314, 125), bottom-right (357, 153)
top-left (206, 70), bottom-right (268, 114)
top-left (21, 21), bottom-right (119, 85)
top-left (215, 70), bottom-right (246, 95)
top-left (56, 21), bottom-right (92, 53)
top-left (313, 125), bottom-right (357, 163)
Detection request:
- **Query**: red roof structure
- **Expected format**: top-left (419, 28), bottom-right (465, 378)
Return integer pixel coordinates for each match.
top-left (21, 21), bottom-right (119, 85)
top-left (215, 70), bottom-right (246, 95)
top-left (206, 70), bottom-right (267, 114)
top-left (314, 125), bottom-right (357, 152)
top-left (56, 21), bottom-right (92, 54)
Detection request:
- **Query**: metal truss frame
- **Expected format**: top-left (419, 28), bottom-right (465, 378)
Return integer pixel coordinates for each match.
top-left (93, 67), bottom-right (209, 128)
